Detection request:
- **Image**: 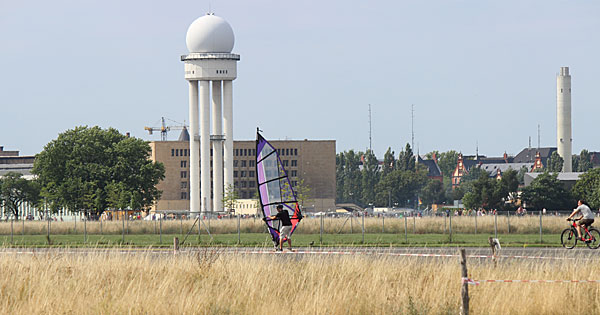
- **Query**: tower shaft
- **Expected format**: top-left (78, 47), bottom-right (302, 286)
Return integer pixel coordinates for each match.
top-left (557, 67), bottom-right (572, 172)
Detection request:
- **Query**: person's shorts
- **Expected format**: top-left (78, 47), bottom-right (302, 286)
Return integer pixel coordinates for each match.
top-left (280, 225), bottom-right (293, 240)
top-left (578, 219), bottom-right (594, 227)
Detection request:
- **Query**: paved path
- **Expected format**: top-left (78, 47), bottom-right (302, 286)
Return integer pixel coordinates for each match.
top-left (0, 246), bottom-right (597, 261)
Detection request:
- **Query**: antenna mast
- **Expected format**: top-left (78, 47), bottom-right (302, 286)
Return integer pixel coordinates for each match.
top-left (411, 104), bottom-right (415, 150)
top-left (368, 104), bottom-right (372, 151)
top-left (538, 124), bottom-right (540, 151)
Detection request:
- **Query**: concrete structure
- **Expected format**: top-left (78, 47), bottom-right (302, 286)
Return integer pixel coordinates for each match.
top-left (149, 137), bottom-right (336, 214)
top-left (557, 66), bottom-right (572, 172)
top-left (0, 146), bottom-right (35, 180)
top-left (182, 14), bottom-right (240, 216)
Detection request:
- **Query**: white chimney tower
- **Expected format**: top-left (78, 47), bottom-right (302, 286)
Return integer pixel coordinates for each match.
top-left (557, 66), bottom-right (572, 172)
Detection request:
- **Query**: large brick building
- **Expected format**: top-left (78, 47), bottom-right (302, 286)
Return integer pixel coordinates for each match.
top-left (149, 130), bottom-right (336, 213)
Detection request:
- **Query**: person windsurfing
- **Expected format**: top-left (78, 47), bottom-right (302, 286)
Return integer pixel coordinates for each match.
top-left (268, 204), bottom-right (294, 251)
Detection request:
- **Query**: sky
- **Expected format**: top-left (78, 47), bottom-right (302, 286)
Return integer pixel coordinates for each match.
top-left (1, 0), bottom-right (599, 159)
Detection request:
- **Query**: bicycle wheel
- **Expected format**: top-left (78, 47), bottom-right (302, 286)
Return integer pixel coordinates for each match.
top-left (561, 228), bottom-right (577, 249)
top-left (586, 228), bottom-right (600, 249)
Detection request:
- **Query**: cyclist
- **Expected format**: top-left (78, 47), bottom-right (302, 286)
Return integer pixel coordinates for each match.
top-left (567, 200), bottom-right (595, 241)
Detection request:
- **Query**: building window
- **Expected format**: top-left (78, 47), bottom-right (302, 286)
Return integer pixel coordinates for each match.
top-left (249, 181), bottom-right (255, 188)
top-left (241, 160), bottom-right (247, 167)
top-left (181, 160), bottom-right (187, 168)
top-left (292, 181), bottom-right (297, 186)
top-left (241, 181), bottom-right (247, 188)
top-left (294, 149), bottom-right (298, 155)
top-left (234, 171), bottom-right (238, 178)
top-left (180, 171), bottom-right (187, 178)
top-left (181, 181), bottom-right (187, 189)
top-left (235, 149), bottom-right (239, 156)
top-left (286, 149), bottom-right (290, 156)
top-left (282, 160), bottom-right (289, 167)
top-left (181, 192), bottom-right (187, 199)
top-left (234, 160), bottom-right (238, 167)
top-left (249, 171), bottom-right (255, 177)
top-left (291, 160), bottom-right (297, 167)
top-left (291, 170), bottom-right (297, 177)
top-left (171, 149), bottom-right (175, 156)
top-left (244, 149), bottom-right (248, 156)
top-left (241, 171), bottom-right (246, 177)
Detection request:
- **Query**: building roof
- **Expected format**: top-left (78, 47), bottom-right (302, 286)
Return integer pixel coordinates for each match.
top-left (480, 162), bottom-right (533, 175)
top-left (513, 147), bottom-right (556, 163)
top-left (178, 127), bottom-right (190, 141)
top-left (417, 156), bottom-right (442, 177)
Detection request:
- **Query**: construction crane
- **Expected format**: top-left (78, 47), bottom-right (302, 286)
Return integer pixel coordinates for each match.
top-left (144, 117), bottom-right (187, 141)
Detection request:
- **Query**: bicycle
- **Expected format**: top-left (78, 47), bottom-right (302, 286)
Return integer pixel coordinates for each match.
top-left (561, 218), bottom-right (600, 249)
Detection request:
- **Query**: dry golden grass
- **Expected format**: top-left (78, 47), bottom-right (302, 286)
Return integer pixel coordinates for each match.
top-left (0, 215), bottom-right (573, 235)
top-left (0, 250), bottom-right (598, 314)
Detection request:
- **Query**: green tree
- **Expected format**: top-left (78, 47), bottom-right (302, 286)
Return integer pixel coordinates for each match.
top-left (576, 149), bottom-right (593, 172)
top-left (335, 152), bottom-right (346, 202)
top-left (516, 165), bottom-right (529, 185)
top-left (222, 184), bottom-right (239, 213)
top-left (459, 167), bottom-right (487, 188)
top-left (360, 150), bottom-right (379, 205)
top-left (294, 178), bottom-right (313, 208)
top-left (547, 151), bottom-right (564, 172)
top-left (571, 168), bottom-right (600, 210)
top-left (382, 147), bottom-right (395, 176)
top-left (375, 169), bottom-right (427, 207)
top-left (520, 171), bottom-right (572, 210)
top-left (420, 180), bottom-right (445, 208)
top-left (397, 143), bottom-right (415, 172)
top-left (0, 172), bottom-right (41, 219)
top-left (339, 150), bottom-right (363, 205)
top-left (33, 126), bottom-right (165, 216)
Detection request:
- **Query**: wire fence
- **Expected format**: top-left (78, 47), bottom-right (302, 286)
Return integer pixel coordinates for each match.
top-left (0, 209), bottom-right (597, 246)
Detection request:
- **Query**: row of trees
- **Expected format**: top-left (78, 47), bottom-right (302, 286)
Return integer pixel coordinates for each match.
top-left (0, 126), bottom-right (165, 219)
top-left (337, 144), bottom-right (447, 208)
top-left (336, 145), bottom-right (600, 211)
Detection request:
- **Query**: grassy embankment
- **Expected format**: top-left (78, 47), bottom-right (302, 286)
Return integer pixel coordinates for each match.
top-left (0, 250), bottom-right (598, 314)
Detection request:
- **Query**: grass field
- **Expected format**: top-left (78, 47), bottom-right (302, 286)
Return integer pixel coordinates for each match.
top-left (0, 215), bottom-right (580, 247)
top-left (0, 249), bottom-right (598, 314)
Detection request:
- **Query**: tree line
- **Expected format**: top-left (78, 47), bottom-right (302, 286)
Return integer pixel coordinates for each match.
top-left (336, 145), bottom-right (600, 211)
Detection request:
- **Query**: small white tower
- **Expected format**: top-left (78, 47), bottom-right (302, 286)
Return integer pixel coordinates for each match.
top-left (182, 14), bottom-right (240, 216)
top-left (557, 66), bottom-right (572, 172)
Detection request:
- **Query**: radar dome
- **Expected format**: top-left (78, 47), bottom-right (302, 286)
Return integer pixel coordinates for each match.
top-left (186, 14), bottom-right (235, 53)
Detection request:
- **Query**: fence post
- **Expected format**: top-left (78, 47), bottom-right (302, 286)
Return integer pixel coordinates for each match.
top-left (180, 215), bottom-right (183, 235)
top-left (74, 212), bottom-right (77, 233)
top-left (494, 212), bottom-right (498, 239)
top-left (237, 214), bottom-right (241, 245)
top-left (320, 215), bottom-right (323, 245)
top-left (404, 215), bottom-right (408, 243)
top-left (460, 248), bottom-right (469, 315)
top-left (474, 213), bottom-right (477, 234)
top-left (382, 214), bottom-right (385, 233)
top-left (350, 214), bottom-right (353, 233)
top-left (507, 211), bottom-right (510, 234)
top-left (122, 209), bottom-right (125, 243)
top-left (22, 214), bottom-right (24, 236)
top-left (173, 237), bottom-right (179, 254)
top-left (100, 218), bottom-right (103, 235)
top-left (449, 212), bottom-right (453, 243)
top-left (10, 217), bottom-right (14, 244)
top-left (159, 214), bottom-right (163, 244)
top-left (539, 210), bottom-right (543, 243)
top-left (361, 212), bottom-right (365, 244)
top-left (413, 215), bottom-right (416, 234)
top-left (444, 214), bottom-right (447, 234)
top-left (84, 215), bottom-right (87, 243)
top-left (126, 213), bottom-right (129, 235)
